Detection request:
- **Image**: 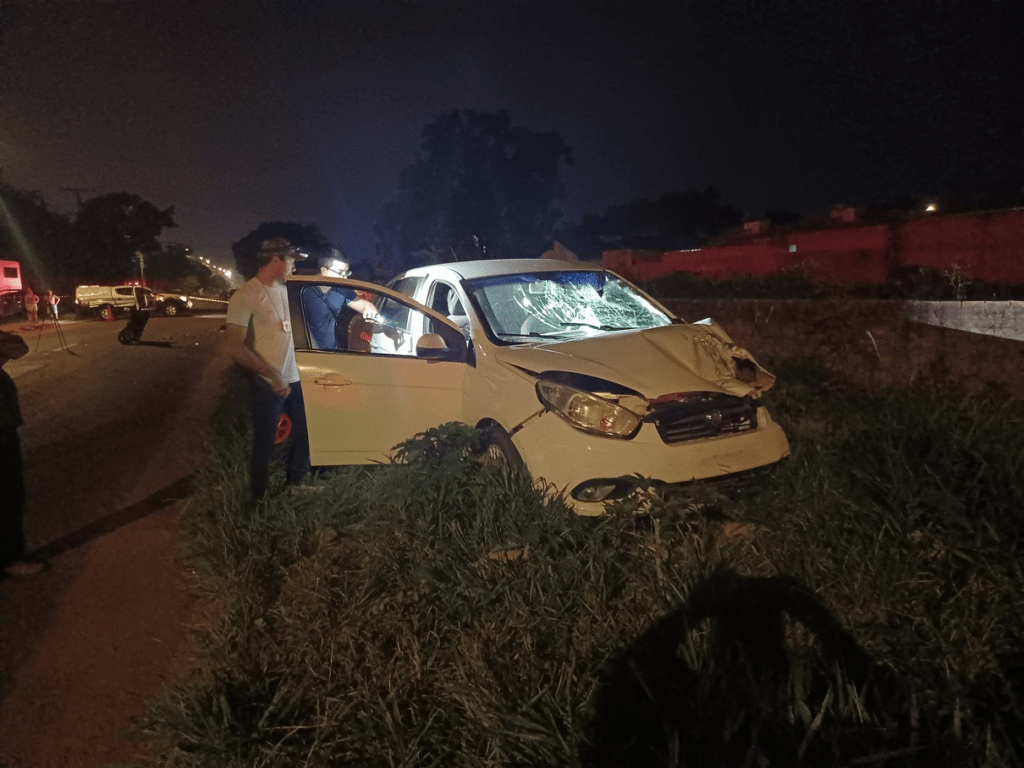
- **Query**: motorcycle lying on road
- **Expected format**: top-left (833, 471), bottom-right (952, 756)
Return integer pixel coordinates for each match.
top-left (117, 306), bottom-right (151, 345)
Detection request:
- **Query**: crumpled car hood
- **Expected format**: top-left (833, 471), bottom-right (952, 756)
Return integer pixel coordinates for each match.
top-left (495, 322), bottom-right (775, 398)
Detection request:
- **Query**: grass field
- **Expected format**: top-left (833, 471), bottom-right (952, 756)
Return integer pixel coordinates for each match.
top-left (137, 363), bottom-right (1024, 767)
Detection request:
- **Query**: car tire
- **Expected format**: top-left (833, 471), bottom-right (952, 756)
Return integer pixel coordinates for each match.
top-left (100, 304), bottom-right (116, 321)
top-left (480, 424), bottom-right (524, 469)
top-left (163, 302), bottom-right (179, 316)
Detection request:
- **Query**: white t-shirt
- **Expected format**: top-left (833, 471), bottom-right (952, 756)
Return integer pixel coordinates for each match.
top-left (226, 277), bottom-right (300, 384)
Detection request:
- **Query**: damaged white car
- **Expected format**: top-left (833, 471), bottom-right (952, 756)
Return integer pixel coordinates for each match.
top-left (286, 259), bottom-right (789, 515)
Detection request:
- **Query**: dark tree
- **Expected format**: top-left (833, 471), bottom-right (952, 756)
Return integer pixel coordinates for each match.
top-left (231, 221), bottom-right (330, 280)
top-left (0, 181), bottom-right (78, 290)
top-left (556, 188), bottom-right (742, 261)
top-left (72, 192), bottom-right (177, 280)
top-left (145, 243), bottom-right (204, 285)
top-left (764, 208), bottom-right (803, 226)
top-left (377, 109), bottom-right (573, 271)
top-left (205, 271), bottom-right (230, 296)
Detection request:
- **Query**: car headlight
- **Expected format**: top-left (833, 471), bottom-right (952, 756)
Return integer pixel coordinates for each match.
top-left (536, 380), bottom-right (641, 438)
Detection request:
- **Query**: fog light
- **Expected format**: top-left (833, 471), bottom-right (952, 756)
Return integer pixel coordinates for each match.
top-left (572, 481), bottom-right (620, 503)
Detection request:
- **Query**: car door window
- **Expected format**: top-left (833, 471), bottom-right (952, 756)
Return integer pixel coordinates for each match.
top-left (293, 281), bottom-right (465, 360)
top-left (370, 294), bottom-right (415, 355)
top-left (428, 281), bottom-right (471, 340)
top-left (297, 283), bottom-right (363, 351)
top-left (389, 276), bottom-right (424, 300)
top-left (371, 294), bottom-right (464, 357)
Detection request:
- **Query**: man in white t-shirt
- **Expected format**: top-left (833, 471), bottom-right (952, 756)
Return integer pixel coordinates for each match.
top-left (223, 237), bottom-right (312, 498)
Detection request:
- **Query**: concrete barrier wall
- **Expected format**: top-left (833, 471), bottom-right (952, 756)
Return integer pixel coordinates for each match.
top-left (904, 301), bottom-right (1024, 342)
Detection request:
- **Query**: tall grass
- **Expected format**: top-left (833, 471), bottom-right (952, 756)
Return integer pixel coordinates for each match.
top-left (137, 367), bottom-right (1024, 766)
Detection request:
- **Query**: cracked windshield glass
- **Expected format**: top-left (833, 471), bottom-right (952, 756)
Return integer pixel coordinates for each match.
top-left (465, 271), bottom-right (671, 342)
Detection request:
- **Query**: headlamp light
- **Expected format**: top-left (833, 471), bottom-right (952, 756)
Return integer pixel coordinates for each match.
top-left (536, 380), bottom-right (641, 438)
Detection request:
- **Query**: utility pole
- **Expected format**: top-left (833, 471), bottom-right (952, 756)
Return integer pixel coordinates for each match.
top-left (134, 251), bottom-right (146, 284)
top-left (60, 187), bottom-right (96, 211)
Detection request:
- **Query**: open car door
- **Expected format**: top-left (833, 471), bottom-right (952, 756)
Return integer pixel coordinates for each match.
top-left (287, 277), bottom-right (469, 466)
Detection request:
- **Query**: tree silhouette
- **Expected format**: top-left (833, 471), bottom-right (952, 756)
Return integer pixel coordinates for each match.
top-left (557, 188), bottom-right (742, 261)
top-left (377, 109), bottom-right (573, 271)
top-left (0, 181), bottom-right (78, 289)
top-left (764, 207), bottom-right (803, 226)
top-left (145, 243), bottom-right (207, 286)
top-left (72, 192), bottom-right (177, 280)
top-left (231, 221), bottom-right (331, 280)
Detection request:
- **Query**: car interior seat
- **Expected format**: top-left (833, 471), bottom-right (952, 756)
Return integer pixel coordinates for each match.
top-left (446, 290), bottom-right (472, 340)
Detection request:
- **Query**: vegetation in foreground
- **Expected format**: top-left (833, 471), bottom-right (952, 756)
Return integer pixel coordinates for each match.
top-left (137, 365), bottom-right (1024, 766)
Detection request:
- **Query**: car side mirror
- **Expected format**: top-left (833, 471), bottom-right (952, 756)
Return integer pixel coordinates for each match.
top-left (416, 333), bottom-right (458, 360)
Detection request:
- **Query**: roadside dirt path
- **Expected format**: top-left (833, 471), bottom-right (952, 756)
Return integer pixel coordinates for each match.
top-left (0, 317), bottom-right (230, 768)
top-left (0, 503), bottom-right (196, 767)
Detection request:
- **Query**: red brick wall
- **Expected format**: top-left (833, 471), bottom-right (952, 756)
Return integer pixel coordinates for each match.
top-left (604, 209), bottom-right (1024, 285)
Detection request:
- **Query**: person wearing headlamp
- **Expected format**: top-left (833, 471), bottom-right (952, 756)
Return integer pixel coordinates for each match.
top-left (300, 248), bottom-right (379, 350)
top-left (223, 237), bottom-right (313, 498)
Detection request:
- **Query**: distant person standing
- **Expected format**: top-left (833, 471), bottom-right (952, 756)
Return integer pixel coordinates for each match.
top-left (222, 238), bottom-right (312, 499)
top-left (23, 288), bottom-right (39, 324)
top-left (1, 330), bottom-right (45, 577)
top-left (44, 290), bottom-right (59, 321)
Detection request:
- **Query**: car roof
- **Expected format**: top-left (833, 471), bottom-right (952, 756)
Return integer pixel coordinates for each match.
top-left (399, 258), bottom-right (605, 282)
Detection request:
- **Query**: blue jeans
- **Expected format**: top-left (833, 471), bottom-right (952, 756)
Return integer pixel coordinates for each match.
top-left (250, 377), bottom-right (311, 498)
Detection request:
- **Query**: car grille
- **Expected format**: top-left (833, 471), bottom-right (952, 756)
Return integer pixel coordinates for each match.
top-left (650, 393), bottom-right (758, 444)
top-left (692, 462), bottom-right (780, 495)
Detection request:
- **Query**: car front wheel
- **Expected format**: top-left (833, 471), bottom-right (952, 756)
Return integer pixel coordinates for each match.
top-left (163, 302), bottom-right (179, 316)
top-left (480, 424), bottom-right (524, 469)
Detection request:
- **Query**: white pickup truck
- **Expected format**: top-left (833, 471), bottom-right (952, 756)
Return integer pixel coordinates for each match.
top-left (75, 285), bottom-right (156, 320)
top-left (154, 288), bottom-right (231, 315)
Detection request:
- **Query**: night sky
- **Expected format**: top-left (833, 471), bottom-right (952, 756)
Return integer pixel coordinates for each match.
top-left (2, 0), bottom-right (1020, 273)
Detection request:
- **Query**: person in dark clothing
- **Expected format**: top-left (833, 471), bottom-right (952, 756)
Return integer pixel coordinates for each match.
top-left (299, 249), bottom-right (378, 349)
top-left (1, 330), bottom-right (45, 577)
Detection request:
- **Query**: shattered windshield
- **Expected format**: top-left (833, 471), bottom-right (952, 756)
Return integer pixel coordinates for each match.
top-left (464, 270), bottom-right (672, 342)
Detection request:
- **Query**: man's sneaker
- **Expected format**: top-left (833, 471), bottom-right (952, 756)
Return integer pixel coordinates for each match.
top-left (4, 559), bottom-right (47, 577)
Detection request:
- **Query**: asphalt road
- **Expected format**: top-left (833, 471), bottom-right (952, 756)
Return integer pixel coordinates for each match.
top-left (4, 312), bottom-right (231, 552)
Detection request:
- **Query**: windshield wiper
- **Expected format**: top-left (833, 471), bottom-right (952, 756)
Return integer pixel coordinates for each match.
top-left (560, 321), bottom-right (635, 331)
top-left (507, 329), bottom-right (566, 339)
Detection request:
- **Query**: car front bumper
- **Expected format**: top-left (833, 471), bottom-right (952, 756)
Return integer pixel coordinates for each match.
top-left (511, 405), bottom-right (791, 516)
